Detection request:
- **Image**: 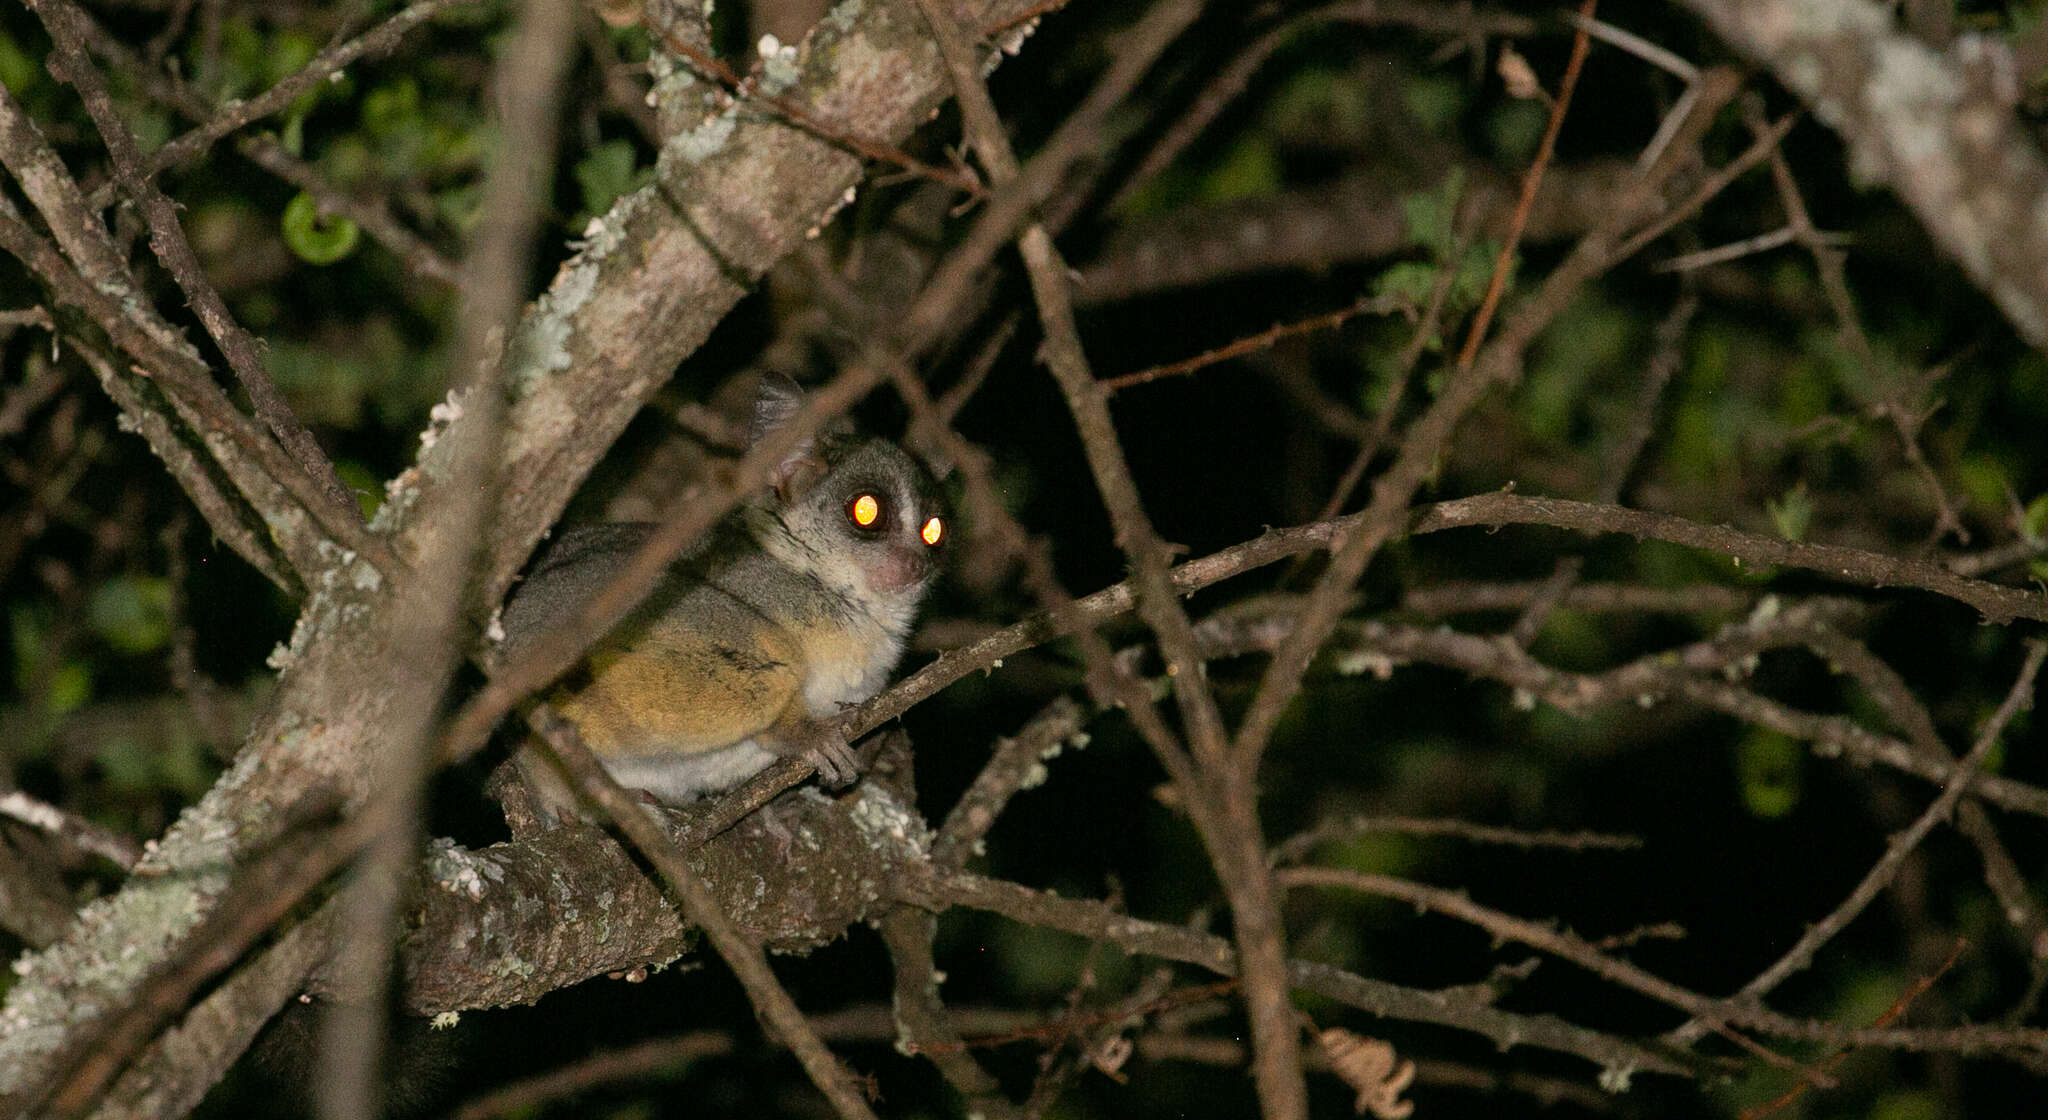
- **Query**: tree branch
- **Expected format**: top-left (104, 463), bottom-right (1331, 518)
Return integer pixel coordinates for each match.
top-left (0, 0), bottom-right (1053, 1105)
top-left (1681, 0), bottom-right (2048, 344)
top-left (38, 0), bottom-right (359, 519)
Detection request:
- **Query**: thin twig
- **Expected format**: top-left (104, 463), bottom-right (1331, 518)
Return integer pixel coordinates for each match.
top-left (902, 867), bottom-right (1698, 1078)
top-left (0, 790), bottom-right (143, 870)
top-left (447, 1034), bottom-right (735, 1120)
top-left (1101, 295), bottom-right (1405, 393)
top-left (1608, 110), bottom-right (1801, 266)
top-left (1269, 815), bottom-right (1641, 866)
top-left (1947, 535), bottom-right (2048, 579)
top-left (0, 206), bottom-right (395, 583)
top-left (1791, 624), bottom-right (2048, 974)
top-left (0, 335), bottom-right (63, 440)
top-left (1507, 291), bottom-right (1696, 645)
top-left (1413, 492), bottom-right (2048, 624)
top-left (933, 698), bottom-right (1087, 868)
top-left (1403, 578), bottom-right (1753, 616)
top-left (1276, 866), bottom-right (2048, 1060)
top-left (651, 31), bottom-right (979, 196)
top-left (1653, 225), bottom-right (1804, 272)
top-left (82, 0), bottom-right (477, 209)
top-left (933, 310), bottom-right (1019, 427)
top-left (67, 337), bottom-right (295, 588)
top-left (1737, 938), bottom-right (1970, 1120)
top-left (1668, 640), bottom-right (2046, 1047)
top-left (879, 907), bottom-right (1020, 1118)
top-left (946, 981), bottom-right (1241, 1051)
top-left (1761, 128), bottom-right (1967, 544)
top-left (39, 0), bottom-right (359, 518)
top-left (60, 2), bottom-right (460, 284)
top-left (916, 2), bottom-right (1302, 1113)
top-left (1455, 0), bottom-right (1597, 372)
top-left (1299, 608), bottom-right (2048, 822)
top-left (1674, 677), bottom-right (2048, 820)
top-left (1308, 238), bottom-right (1463, 524)
top-left (315, 0), bottom-right (576, 1112)
top-left (1566, 11), bottom-right (1697, 79)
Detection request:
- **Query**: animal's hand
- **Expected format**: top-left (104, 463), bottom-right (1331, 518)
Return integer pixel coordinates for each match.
top-left (766, 713), bottom-right (859, 788)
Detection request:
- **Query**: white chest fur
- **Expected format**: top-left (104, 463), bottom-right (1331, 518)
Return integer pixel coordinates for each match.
top-left (797, 598), bottom-right (910, 715)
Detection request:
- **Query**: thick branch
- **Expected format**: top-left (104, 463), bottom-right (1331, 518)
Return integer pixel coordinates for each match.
top-left (1681, 0), bottom-right (2048, 344)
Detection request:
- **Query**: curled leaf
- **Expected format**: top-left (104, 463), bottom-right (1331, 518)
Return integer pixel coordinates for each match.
top-left (282, 191), bottom-right (360, 265)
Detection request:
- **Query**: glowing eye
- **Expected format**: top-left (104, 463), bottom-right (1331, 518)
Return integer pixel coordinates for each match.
top-left (921, 516), bottom-right (945, 547)
top-left (848, 493), bottom-right (882, 528)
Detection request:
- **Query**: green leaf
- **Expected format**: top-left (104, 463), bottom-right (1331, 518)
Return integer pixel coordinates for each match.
top-left (1197, 137), bottom-right (1280, 202)
top-left (97, 737), bottom-right (156, 792)
top-left (1521, 293), bottom-right (1631, 441)
top-left (1321, 831), bottom-right (1422, 879)
top-left (362, 78), bottom-right (422, 139)
top-left (1737, 730), bottom-right (1801, 818)
top-left (322, 135), bottom-right (376, 186)
top-left (1486, 100), bottom-right (1548, 165)
top-left (2022, 493), bottom-right (2048, 542)
top-left (0, 31), bottom-right (39, 95)
top-left (268, 31), bottom-right (319, 87)
top-left (573, 140), bottom-right (651, 217)
top-left (993, 923), bottom-right (1085, 999)
top-left (128, 104), bottom-right (173, 154)
top-left (1268, 67), bottom-right (1372, 150)
top-left (1773, 354), bottom-right (1832, 428)
top-left (218, 19), bottom-right (268, 98)
top-left (88, 575), bottom-right (174, 655)
top-left (435, 182), bottom-right (485, 235)
top-left (160, 734), bottom-right (215, 798)
top-left (48, 662), bottom-right (92, 717)
top-left (336, 460), bottom-right (384, 520)
top-left (1868, 1091), bottom-right (1944, 1120)
top-left (1399, 168), bottom-right (1465, 257)
top-left (1401, 73), bottom-right (1463, 137)
top-left (1451, 239), bottom-right (1502, 308)
top-left (281, 192), bottom-right (360, 265)
top-left (1955, 452), bottom-right (2011, 514)
top-left (1767, 482), bottom-right (1813, 542)
top-left (422, 121), bottom-right (487, 175)
top-left (10, 606), bottom-right (44, 692)
top-left (1371, 261), bottom-right (1441, 309)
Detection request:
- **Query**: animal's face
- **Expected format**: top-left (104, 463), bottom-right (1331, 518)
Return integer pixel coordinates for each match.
top-left (770, 438), bottom-right (947, 604)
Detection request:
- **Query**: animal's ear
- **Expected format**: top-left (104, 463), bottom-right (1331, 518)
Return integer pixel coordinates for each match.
top-left (750, 371), bottom-right (826, 500)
